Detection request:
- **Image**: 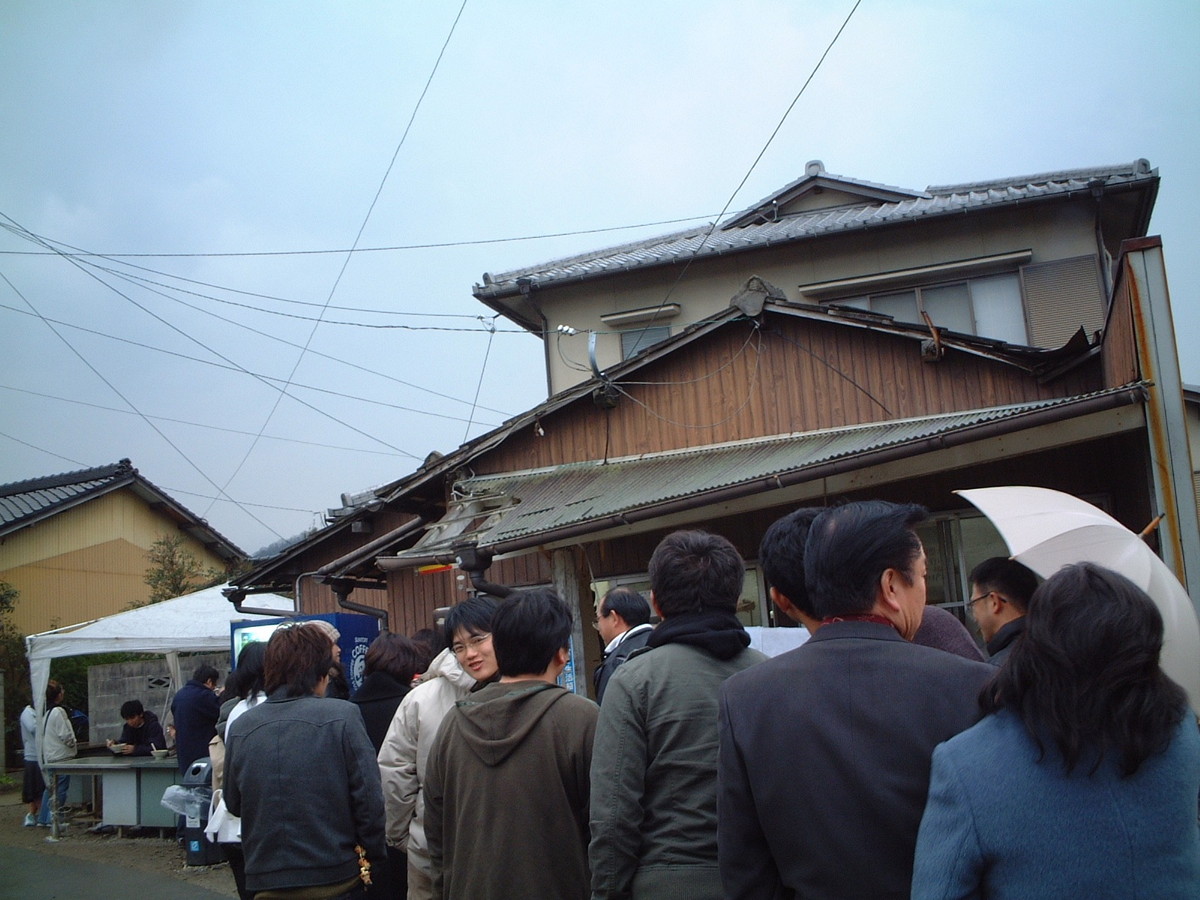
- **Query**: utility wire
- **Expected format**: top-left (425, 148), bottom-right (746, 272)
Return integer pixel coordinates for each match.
top-left (626, 0), bottom-right (863, 351)
top-left (0, 214), bottom-right (424, 459)
top-left (0, 384), bottom-right (439, 454)
top-left (0, 213), bottom-right (717, 259)
top-left (0, 264), bottom-right (285, 538)
top-left (215, 0), bottom-right (471, 516)
top-left (0, 225), bottom-right (514, 417)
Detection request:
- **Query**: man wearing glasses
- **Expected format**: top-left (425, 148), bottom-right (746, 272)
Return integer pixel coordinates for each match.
top-left (592, 587), bottom-right (654, 705)
top-left (967, 557), bottom-right (1039, 665)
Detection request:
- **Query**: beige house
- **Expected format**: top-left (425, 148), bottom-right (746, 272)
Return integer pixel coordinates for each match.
top-left (475, 159), bottom-right (1156, 395)
top-left (0, 459), bottom-right (244, 635)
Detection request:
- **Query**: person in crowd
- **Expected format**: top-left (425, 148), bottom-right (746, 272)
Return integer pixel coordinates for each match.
top-left (913, 563), bottom-right (1200, 898)
top-left (107, 699), bottom-right (167, 755)
top-left (592, 585), bottom-right (654, 704)
top-left (377, 597), bottom-right (499, 900)
top-left (409, 628), bottom-right (437, 678)
top-left (352, 632), bottom-right (420, 752)
top-left (171, 663), bottom-right (220, 772)
top-left (757, 506), bottom-right (824, 632)
top-left (225, 625), bottom-right (385, 899)
top-left (207, 641), bottom-right (268, 900)
top-left (20, 699), bottom-right (45, 827)
top-left (308, 619), bottom-right (352, 699)
top-left (913, 604), bottom-right (987, 661)
top-left (717, 500), bottom-right (994, 899)
top-left (425, 588), bottom-right (598, 900)
top-left (590, 530), bottom-right (766, 900)
top-left (352, 632), bottom-right (420, 899)
top-left (37, 679), bottom-right (77, 827)
top-left (968, 556), bottom-right (1038, 664)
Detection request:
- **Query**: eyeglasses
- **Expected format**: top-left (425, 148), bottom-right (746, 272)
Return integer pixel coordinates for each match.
top-left (968, 590), bottom-right (1001, 609)
top-left (451, 633), bottom-right (491, 656)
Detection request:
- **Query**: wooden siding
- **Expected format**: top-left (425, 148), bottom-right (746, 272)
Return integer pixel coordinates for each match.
top-left (380, 551), bottom-right (554, 638)
top-left (476, 313), bottom-right (1105, 476)
top-left (2, 489), bottom-right (230, 635)
top-left (1102, 259), bottom-right (1141, 388)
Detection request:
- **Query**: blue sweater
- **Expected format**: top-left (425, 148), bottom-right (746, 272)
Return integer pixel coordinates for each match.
top-left (913, 708), bottom-right (1200, 900)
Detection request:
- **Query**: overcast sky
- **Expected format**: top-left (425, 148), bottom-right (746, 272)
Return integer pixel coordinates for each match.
top-left (2, 1), bottom-right (1197, 556)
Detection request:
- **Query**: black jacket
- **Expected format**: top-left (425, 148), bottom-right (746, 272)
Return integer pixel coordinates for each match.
top-left (117, 709), bottom-right (167, 756)
top-left (351, 671), bottom-right (411, 752)
top-left (593, 624), bottom-right (653, 704)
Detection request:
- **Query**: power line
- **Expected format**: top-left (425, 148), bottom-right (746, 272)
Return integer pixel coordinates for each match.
top-left (626, 0), bottom-right (864, 350)
top-left (0, 226), bottom-right (516, 417)
top-left (0, 213), bottom-right (718, 259)
top-left (0, 304), bottom-right (502, 427)
top-left (0, 263), bottom-right (287, 539)
top-left (0, 384), bottom-right (432, 455)
top-left (215, 0), bottom-right (472, 517)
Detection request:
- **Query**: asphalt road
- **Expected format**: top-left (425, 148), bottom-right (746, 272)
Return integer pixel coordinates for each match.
top-left (0, 844), bottom-right (232, 899)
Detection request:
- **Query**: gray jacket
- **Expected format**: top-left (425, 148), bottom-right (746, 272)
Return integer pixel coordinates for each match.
top-left (225, 692), bottom-right (386, 893)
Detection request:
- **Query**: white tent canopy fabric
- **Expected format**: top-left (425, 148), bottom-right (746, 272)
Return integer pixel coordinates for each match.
top-left (26, 583), bottom-right (294, 759)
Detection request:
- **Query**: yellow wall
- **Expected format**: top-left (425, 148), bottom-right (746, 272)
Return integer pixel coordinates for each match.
top-left (0, 489), bottom-right (229, 635)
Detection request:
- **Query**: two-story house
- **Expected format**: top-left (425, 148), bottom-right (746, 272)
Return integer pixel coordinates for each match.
top-left (229, 159), bottom-right (1197, 693)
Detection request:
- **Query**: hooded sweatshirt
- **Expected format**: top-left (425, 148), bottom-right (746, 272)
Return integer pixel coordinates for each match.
top-left (425, 680), bottom-right (599, 900)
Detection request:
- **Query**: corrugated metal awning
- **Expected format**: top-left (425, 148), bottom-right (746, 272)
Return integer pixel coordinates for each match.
top-left (376, 385), bottom-right (1146, 570)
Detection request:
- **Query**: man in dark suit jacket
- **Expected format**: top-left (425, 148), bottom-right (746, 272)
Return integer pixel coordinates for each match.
top-left (592, 586), bottom-right (654, 704)
top-left (717, 501), bottom-right (995, 900)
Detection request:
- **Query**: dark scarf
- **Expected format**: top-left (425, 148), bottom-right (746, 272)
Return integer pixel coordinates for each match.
top-left (646, 609), bottom-right (751, 660)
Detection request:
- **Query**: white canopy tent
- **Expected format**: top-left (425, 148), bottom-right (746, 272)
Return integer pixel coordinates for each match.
top-left (26, 583), bottom-right (294, 754)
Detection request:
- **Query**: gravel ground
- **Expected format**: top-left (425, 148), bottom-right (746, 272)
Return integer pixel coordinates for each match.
top-left (0, 783), bottom-right (238, 897)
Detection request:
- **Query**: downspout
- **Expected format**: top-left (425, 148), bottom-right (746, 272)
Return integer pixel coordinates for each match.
top-left (224, 583), bottom-right (301, 617)
top-left (1088, 178), bottom-right (1113, 298)
top-left (325, 577), bottom-right (390, 632)
top-left (452, 542), bottom-right (513, 598)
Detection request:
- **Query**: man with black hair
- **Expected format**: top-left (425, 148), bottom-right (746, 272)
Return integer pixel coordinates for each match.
top-left (425, 588), bottom-right (598, 900)
top-left (590, 530), bottom-right (766, 900)
top-left (378, 596), bottom-right (500, 900)
top-left (968, 556), bottom-right (1038, 665)
top-left (107, 699), bottom-right (166, 756)
top-left (717, 500), bottom-right (994, 899)
top-left (171, 663), bottom-right (220, 772)
top-left (756, 506), bottom-right (825, 632)
top-left (593, 585), bottom-right (654, 704)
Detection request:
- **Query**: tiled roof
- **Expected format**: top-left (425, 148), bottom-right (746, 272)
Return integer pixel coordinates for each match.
top-left (474, 160), bottom-right (1157, 299)
top-left (0, 458), bottom-right (244, 558)
top-left (0, 460), bottom-right (136, 530)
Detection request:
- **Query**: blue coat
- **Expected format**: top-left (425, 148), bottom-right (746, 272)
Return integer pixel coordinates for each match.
top-left (912, 708), bottom-right (1200, 900)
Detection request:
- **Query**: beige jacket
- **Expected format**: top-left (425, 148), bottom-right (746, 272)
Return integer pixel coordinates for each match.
top-left (377, 647), bottom-right (476, 872)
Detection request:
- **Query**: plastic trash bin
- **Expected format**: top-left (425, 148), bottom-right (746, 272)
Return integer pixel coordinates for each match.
top-left (180, 757), bottom-right (223, 866)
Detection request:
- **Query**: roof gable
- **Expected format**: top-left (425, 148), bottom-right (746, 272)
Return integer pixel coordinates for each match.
top-left (722, 160), bottom-right (928, 228)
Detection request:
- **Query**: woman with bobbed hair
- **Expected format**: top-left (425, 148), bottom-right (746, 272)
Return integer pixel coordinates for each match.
top-left (225, 624), bottom-right (385, 899)
top-left (913, 563), bottom-right (1200, 899)
top-left (351, 632), bottom-right (419, 752)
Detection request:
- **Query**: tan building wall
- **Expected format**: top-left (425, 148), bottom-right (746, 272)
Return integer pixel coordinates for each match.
top-left (1, 489), bottom-right (229, 635)
top-left (543, 204), bottom-right (1100, 393)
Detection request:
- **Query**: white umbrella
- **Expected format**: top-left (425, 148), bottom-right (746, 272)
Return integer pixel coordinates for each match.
top-left (956, 486), bottom-right (1200, 711)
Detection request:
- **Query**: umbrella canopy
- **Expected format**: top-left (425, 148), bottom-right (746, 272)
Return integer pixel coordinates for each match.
top-left (957, 486), bottom-right (1200, 711)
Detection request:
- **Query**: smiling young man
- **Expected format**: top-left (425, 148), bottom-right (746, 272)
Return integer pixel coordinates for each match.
top-left (717, 500), bottom-right (995, 900)
top-left (424, 588), bottom-right (598, 900)
top-left (377, 596), bottom-right (499, 900)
